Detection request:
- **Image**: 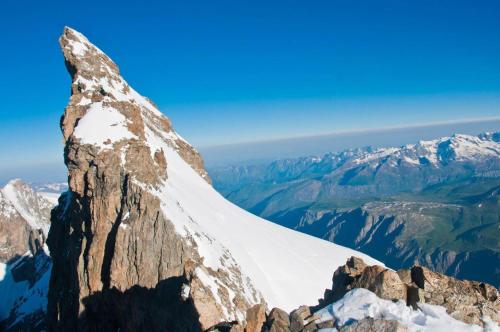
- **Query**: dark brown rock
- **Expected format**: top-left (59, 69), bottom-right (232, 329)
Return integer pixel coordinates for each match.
top-left (316, 319), bottom-right (335, 329)
top-left (322, 256), bottom-right (367, 305)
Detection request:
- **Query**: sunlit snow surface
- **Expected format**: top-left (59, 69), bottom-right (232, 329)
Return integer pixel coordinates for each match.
top-left (73, 103), bottom-right (137, 148)
top-left (61, 26), bottom-right (385, 312)
top-left (1, 180), bottom-right (53, 236)
top-left (59, 28), bottom-right (496, 325)
top-left (316, 288), bottom-right (498, 332)
top-left (147, 138), bottom-right (383, 311)
top-left (36, 192), bottom-right (60, 205)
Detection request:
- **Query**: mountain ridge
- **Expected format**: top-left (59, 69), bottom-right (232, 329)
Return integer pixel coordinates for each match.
top-left (47, 26), bottom-right (383, 330)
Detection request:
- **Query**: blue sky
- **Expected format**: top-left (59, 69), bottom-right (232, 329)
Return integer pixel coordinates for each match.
top-left (0, 0), bottom-right (499, 180)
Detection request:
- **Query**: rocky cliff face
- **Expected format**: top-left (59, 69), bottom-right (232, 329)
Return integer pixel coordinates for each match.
top-left (47, 27), bottom-right (257, 332)
top-left (48, 27), bottom-right (384, 332)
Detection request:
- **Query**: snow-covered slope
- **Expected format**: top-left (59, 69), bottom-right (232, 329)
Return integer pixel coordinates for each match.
top-left (151, 137), bottom-right (383, 310)
top-left (60, 26), bottom-right (383, 313)
top-left (0, 180), bottom-right (54, 330)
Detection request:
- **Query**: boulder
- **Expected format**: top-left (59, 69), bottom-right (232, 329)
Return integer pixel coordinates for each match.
top-left (289, 306), bottom-right (311, 332)
top-left (321, 256), bottom-right (367, 306)
top-left (354, 266), bottom-right (407, 301)
top-left (245, 303), bottom-right (266, 332)
top-left (267, 308), bottom-right (290, 332)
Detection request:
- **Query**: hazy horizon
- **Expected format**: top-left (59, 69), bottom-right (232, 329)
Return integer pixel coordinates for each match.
top-left (1, 119), bottom-right (498, 185)
top-left (1, 0), bottom-right (500, 178)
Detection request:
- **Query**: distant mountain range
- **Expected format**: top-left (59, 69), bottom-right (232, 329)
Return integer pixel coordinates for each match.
top-left (210, 132), bottom-right (500, 287)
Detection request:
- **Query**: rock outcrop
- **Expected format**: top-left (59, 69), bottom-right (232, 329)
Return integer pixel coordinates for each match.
top-left (318, 257), bottom-right (500, 327)
top-left (409, 265), bottom-right (500, 326)
top-left (47, 27), bottom-right (388, 332)
top-left (266, 308), bottom-right (290, 332)
top-left (47, 27), bottom-right (259, 332)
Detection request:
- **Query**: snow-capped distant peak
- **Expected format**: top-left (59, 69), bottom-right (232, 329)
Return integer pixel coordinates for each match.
top-left (0, 180), bottom-right (54, 235)
top-left (345, 132), bottom-right (500, 168)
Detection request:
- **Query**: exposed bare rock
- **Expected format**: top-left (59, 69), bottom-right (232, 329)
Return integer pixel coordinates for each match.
top-left (318, 256), bottom-right (367, 306)
top-left (289, 306), bottom-right (311, 332)
top-left (353, 266), bottom-right (407, 301)
top-left (323, 256), bottom-right (500, 327)
top-left (182, 260), bottom-right (260, 331)
top-left (266, 308), bottom-right (290, 332)
top-left (339, 318), bottom-right (408, 332)
top-left (58, 27), bottom-right (210, 185)
top-left (244, 303), bottom-right (266, 332)
top-left (288, 306), bottom-right (323, 332)
top-left (410, 265), bottom-right (500, 326)
top-left (0, 200), bottom-right (29, 262)
top-left (396, 269), bottom-right (412, 284)
top-left (47, 27), bottom-right (258, 332)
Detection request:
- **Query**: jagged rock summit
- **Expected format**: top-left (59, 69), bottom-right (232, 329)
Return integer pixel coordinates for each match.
top-left (47, 27), bottom-right (382, 331)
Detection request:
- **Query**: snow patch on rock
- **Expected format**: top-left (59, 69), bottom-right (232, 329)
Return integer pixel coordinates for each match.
top-left (316, 288), bottom-right (498, 332)
top-left (73, 103), bottom-right (137, 148)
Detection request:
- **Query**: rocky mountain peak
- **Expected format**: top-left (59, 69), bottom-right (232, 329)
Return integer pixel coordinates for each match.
top-left (49, 27), bottom-right (260, 331)
top-left (48, 27), bottom-right (385, 331)
top-left (59, 26), bottom-right (210, 186)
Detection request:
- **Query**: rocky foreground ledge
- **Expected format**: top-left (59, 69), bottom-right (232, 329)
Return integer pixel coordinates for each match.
top-left (222, 256), bottom-right (499, 332)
